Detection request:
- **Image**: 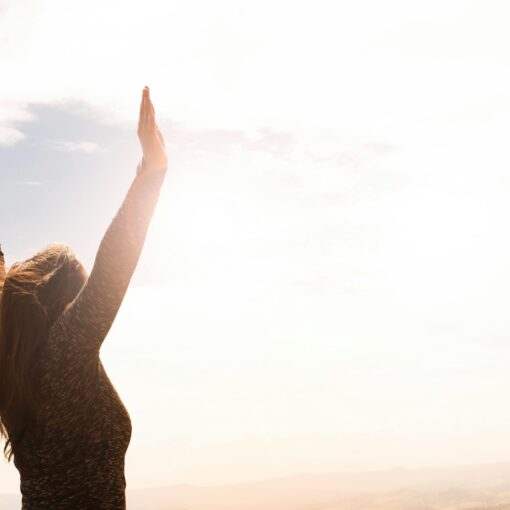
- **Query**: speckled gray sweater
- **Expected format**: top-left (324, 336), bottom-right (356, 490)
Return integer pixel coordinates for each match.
top-left (12, 166), bottom-right (167, 509)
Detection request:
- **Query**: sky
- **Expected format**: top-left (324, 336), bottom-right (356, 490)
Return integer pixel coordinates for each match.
top-left (2, 0), bottom-right (510, 494)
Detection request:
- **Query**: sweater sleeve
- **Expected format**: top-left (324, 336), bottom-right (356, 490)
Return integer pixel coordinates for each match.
top-left (56, 166), bottom-right (167, 356)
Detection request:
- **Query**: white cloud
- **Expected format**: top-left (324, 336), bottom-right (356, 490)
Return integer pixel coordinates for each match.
top-left (0, 125), bottom-right (25, 146)
top-left (9, 180), bottom-right (42, 186)
top-left (45, 140), bottom-right (105, 154)
top-left (0, 100), bottom-right (35, 146)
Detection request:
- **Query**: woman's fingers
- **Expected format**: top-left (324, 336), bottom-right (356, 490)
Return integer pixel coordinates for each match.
top-left (138, 86), bottom-right (165, 157)
top-left (138, 88), bottom-right (146, 136)
top-left (143, 87), bottom-right (150, 134)
top-left (147, 91), bottom-right (157, 133)
top-left (139, 86), bottom-right (151, 137)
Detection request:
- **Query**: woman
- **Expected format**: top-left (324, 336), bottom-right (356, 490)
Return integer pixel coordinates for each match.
top-left (0, 86), bottom-right (168, 509)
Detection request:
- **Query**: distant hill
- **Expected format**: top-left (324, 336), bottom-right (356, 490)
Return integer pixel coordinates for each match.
top-left (125, 463), bottom-right (510, 510)
top-left (4, 463), bottom-right (510, 509)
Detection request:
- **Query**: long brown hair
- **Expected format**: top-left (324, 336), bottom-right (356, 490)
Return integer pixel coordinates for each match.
top-left (0, 244), bottom-right (86, 461)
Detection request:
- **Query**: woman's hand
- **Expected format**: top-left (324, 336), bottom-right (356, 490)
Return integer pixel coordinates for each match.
top-left (137, 86), bottom-right (168, 173)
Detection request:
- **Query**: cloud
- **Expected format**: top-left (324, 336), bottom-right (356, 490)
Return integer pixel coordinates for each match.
top-left (0, 100), bottom-right (37, 145)
top-left (0, 125), bottom-right (25, 146)
top-left (45, 140), bottom-right (105, 154)
top-left (9, 180), bottom-right (42, 186)
top-left (170, 126), bottom-right (296, 158)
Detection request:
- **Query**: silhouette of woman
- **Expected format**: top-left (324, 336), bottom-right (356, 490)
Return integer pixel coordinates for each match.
top-left (0, 86), bottom-right (168, 509)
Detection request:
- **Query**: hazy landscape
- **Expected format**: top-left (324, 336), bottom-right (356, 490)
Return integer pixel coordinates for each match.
top-left (4, 463), bottom-right (510, 509)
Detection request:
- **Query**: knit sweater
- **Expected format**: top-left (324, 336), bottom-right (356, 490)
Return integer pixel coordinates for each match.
top-left (12, 166), bottom-right (167, 509)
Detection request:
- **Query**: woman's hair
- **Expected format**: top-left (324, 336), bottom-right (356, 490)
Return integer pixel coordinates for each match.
top-left (0, 244), bottom-right (87, 461)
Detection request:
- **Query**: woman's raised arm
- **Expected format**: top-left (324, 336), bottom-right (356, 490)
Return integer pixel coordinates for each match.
top-left (57, 87), bottom-right (168, 355)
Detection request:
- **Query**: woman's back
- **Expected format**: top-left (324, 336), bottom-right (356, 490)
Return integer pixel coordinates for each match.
top-left (17, 319), bottom-right (132, 508)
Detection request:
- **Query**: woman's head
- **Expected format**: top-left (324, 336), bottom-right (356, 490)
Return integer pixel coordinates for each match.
top-left (3, 244), bottom-right (87, 323)
top-left (0, 243), bottom-right (87, 461)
